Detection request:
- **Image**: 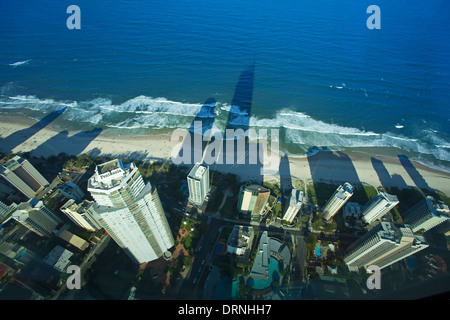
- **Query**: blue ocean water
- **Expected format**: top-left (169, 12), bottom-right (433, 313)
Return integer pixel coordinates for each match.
top-left (1, 0), bottom-right (449, 170)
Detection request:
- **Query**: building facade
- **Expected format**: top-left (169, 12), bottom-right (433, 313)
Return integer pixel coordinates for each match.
top-left (187, 163), bottom-right (210, 206)
top-left (60, 199), bottom-right (101, 232)
top-left (0, 156), bottom-right (49, 199)
top-left (322, 182), bottom-right (354, 221)
top-left (343, 221), bottom-right (428, 270)
top-left (405, 196), bottom-right (450, 233)
top-left (87, 159), bottom-right (174, 264)
top-left (361, 192), bottom-right (399, 224)
top-left (0, 200), bottom-right (17, 220)
top-left (12, 198), bottom-right (63, 237)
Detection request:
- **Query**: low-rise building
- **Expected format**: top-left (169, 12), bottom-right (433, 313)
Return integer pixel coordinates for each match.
top-left (58, 182), bottom-right (85, 202)
top-left (226, 225), bottom-right (254, 256)
top-left (43, 245), bottom-right (73, 272)
top-left (237, 184), bottom-right (270, 221)
top-left (60, 199), bottom-right (101, 232)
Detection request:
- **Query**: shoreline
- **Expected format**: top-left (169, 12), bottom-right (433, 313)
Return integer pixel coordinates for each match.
top-left (1, 115), bottom-right (449, 196)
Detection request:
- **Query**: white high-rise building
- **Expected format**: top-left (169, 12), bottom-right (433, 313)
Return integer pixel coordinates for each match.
top-left (87, 159), bottom-right (174, 264)
top-left (362, 192), bottom-right (399, 224)
top-left (282, 189), bottom-right (303, 223)
top-left (322, 182), bottom-right (354, 221)
top-left (405, 196), bottom-right (450, 233)
top-left (343, 221), bottom-right (428, 270)
top-left (187, 163), bottom-right (210, 206)
top-left (0, 156), bottom-right (49, 199)
top-left (12, 198), bottom-right (63, 237)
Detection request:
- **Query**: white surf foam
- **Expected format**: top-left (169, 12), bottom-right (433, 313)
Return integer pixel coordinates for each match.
top-left (9, 59), bottom-right (32, 68)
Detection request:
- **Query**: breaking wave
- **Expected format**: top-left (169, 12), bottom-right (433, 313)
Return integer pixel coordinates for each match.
top-left (0, 94), bottom-right (449, 165)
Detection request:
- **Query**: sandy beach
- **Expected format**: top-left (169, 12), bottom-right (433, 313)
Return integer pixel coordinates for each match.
top-left (1, 116), bottom-right (449, 196)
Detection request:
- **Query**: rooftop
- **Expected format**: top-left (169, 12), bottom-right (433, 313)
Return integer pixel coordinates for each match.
top-left (188, 163), bottom-right (208, 180)
top-left (97, 159), bottom-right (123, 175)
top-left (245, 184), bottom-right (270, 193)
top-left (89, 159), bottom-right (136, 190)
top-left (227, 225), bottom-right (253, 249)
top-left (250, 231), bottom-right (270, 280)
top-left (289, 189), bottom-right (303, 208)
top-left (61, 199), bottom-right (93, 214)
top-left (380, 192), bottom-right (399, 203)
top-left (343, 202), bottom-right (362, 218)
top-left (378, 221), bottom-right (415, 243)
top-left (341, 182), bottom-right (354, 195)
top-left (43, 245), bottom-right (73, 272)
top-left (426, 196), bottom-right (450, 218)
top-left (1, 156), bottom-right (23, 169)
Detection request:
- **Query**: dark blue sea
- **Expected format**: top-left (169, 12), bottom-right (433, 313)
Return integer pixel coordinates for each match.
top-left (1, 0), bottom-right (449, 171)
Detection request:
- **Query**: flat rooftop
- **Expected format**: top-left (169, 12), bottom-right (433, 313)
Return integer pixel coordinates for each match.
top-left (227, 225), bottom-right (253, 249)
top-left (289, 189), bottom-right (303, 208)
top-left (97, 159), bottom-right (122, 174)
top-left (380, 192), bottom-right (399, 203)
top-left (427, 196), bottom-right (450, 218)
top-left (89, 159), bottom-right (136, 190)
top-left (188, 163), bottom-right (208, 180)
top-left (245, 185), bottom-right (270, 193)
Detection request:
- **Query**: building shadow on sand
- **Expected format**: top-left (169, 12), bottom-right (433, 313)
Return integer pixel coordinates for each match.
top-left (0, 107), bottom-right (67, 154)
top-left (171, 64), bottom-right (268, 185)
top-left (30, 128), bottom-right (103, 159)
top-left (306, 147), bottom-right (371, 207)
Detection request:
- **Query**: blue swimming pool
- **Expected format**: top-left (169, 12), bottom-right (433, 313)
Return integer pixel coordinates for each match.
top-left (316, 246), bottom-right (322, 258)
top-left (248, 258), bottom-right (280, 290)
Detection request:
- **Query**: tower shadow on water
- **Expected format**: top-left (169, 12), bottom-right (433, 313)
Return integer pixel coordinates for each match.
top-left (214, 64), bottom-right (265, 184)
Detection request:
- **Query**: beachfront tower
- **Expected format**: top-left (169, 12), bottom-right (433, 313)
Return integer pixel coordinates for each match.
top-left (12, 198), bottom-right (63, 237)
top-left (282, 189), bottom-right (303, 224)
top-left (405, 196), bottom-right (450, 233)
top-left (322, 182), bottom-right (354, 221)
top-left (343, 221), bottom-right (428, 271)
top-left (187, 163), bottom-right (210, 206)
top-left (87, 159), bottom-right (174, 264)
top-left (361, 192), bottom-right (399, 224)
top-left (0, 156), bottom-right (49, 199)
top-left (237, 184), bottom-right (270, 222)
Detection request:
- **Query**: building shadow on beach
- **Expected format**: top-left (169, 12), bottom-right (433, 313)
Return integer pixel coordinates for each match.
top-left (397, 154), bottom-right (431, 191)
top-left (0, 107), bottom-right (67, 154)
top-left (279, 153), bottom-right (293, 197)
top-left (31, 127), bottom-right (103, 159)
top-left (214, 64), bottom-right (265, 185)
top-left (371, 157), bottom-right (408, 191)
top-left (171, 64), bottom-right (266, 185)
top-left (307, 148), bottom-right (361, 186)
top-left (171, 97), bottom-right (217, 167)
top-left (306, 147), bottom-right (370, 208)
